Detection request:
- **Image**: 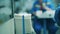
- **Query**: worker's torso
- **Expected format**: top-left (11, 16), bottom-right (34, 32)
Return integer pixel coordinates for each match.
top-left (32, 0), bottom-right (54, 12)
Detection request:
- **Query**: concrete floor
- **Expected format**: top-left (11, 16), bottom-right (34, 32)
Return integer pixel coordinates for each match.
top-left (0, 19), bottom-right (14, 34)
top-left (0, 18), bottom-right (60, 34)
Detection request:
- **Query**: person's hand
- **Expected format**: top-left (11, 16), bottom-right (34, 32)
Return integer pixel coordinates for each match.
top-left (42, 3), bottom-right (53, 11)
top-left (43, 6), bottom-right (54, 12)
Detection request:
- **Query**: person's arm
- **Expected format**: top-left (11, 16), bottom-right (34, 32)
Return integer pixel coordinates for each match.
top-left (31, 6), bottom-right (36, 15)
top-left (31, 2), bottom-right (38, 15)
top-left (55, 7), bottom-right (60, 26)
top-left (43, 2), bottom-right (55, 11)
top-left (44, 6), bottom-right (53, 11)
top-left (47, 2), bottom-right (55, 10)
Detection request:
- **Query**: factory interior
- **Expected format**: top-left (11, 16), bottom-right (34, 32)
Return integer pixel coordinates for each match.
top-left (0, 0), bottom-right (60, 34)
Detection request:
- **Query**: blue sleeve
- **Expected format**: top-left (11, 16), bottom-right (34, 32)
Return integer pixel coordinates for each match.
top-left (48, 4), bottom-right (55, 10)
top-left (30, 1), bottom-right (39, 14)
top-left (47, 0), bottom-right (55, 10)
top-left (55, 6), bottom-right (60, 21)
top-left (54, 6), bottom-right (60, 26)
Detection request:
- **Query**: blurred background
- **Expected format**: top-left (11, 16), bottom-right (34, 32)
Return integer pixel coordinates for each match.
top-left (0, 0), bottom-right (60, 34)
top-left (0, 0), bottom-right (60, 23)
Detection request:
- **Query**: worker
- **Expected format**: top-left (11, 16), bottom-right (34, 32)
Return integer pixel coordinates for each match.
top-left (31, 0), bottom-right (58, 34)
top-left (54, 4), bottom-right (60, 26)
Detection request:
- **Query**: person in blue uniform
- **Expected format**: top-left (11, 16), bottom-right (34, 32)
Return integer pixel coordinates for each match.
top-left (54, 4), bottom-right (60, 26)
top-left (31, 0), bottom-right (58, 34)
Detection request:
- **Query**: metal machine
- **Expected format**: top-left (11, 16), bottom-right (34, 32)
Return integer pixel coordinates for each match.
top-left (14, 13), bottom-right (35, 34)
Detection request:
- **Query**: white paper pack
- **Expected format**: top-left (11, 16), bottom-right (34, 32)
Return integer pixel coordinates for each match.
top-left (36, 10), bottom-right (55, 18)
top-left (14, 13), bottom-right (33, 34)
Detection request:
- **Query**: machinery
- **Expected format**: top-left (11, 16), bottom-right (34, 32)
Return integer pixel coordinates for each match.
top-left (14, 13), bottom-right (35, 34)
